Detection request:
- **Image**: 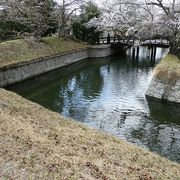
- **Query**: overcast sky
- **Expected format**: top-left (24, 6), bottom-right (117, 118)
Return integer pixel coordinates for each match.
top-left (55, 0), bottom-right (105, 6)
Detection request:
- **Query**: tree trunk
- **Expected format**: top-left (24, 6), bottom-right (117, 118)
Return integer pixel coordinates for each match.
top-left (169, 39), bottom-right (180, 58)
top-left (58, 0), bottom-right (66, 38)
top-left (58, 22), bottom-right (65, 38)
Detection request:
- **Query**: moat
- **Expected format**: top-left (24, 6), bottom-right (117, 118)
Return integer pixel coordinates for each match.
top-left (6, 47), bottom-right (180, 163)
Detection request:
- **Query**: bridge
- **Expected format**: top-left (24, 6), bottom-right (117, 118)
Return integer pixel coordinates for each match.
top-left (98, 36), bottom-right (170, 60)
top-left (98, 36), bottom-right (133, 48)
top-left (98, 36), bottom-right (170, 48)
top-left (141, 40), bottom-right (170, 48)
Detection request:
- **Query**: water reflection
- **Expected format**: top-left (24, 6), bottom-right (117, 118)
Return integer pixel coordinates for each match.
top-left (6, 47), bottom-right (180, 163)
top-left (147, 98), bottom-right (180, 125)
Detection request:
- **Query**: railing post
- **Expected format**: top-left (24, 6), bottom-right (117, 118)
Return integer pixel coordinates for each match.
top-left (136, 46), bottom-right (139, 59)
top-left (153, 47), bottom-right (157, 60)
top-left (107, 33), bottom-right (110, 44)
top-left (132, 47), bottom-right (136, 58)
top-left (98, 37), bottom-right (100, 45)
top-left (151, 47), bottom-right (154, 60)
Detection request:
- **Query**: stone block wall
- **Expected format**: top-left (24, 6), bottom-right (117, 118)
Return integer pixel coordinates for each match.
top-left (89, 45), bottom-right (117, 57)
top-left (146, 77), bottom-right (180, 104)
top-left (0, 45), bottom-right (119, 87)
top-left (0, 49), bottom-right (89, 87)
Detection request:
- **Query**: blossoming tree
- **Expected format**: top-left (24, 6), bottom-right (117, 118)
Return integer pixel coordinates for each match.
top-left (87, 0), bottom-right (180, 57)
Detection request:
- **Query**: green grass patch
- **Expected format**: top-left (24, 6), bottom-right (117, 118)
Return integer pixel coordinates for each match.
top-left (0, 36), bottom-right (87, 67)
top-left (155, 54), bottom-right (180, 83)
top-left (43, 36), bottom-right (87, 53)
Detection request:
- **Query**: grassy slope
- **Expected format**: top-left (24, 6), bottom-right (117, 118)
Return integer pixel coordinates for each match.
top-left (0, 37), bottom-right (87, 67)
top-left (155, 54), bottom-right (180, 82)
top-left (0, 88), bottom-right (180, 179)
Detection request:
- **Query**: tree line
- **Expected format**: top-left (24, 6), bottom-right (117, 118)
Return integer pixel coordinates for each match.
top-left (0, 0), bottom-right (101, 44)
top-left (0, 0), bottom-right (179, 56)
top-left (87, 0), bottom-right (180, 56)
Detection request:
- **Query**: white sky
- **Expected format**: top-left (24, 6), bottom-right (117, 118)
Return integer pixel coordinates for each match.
top-left (55, 0), bottom-right (105, 6)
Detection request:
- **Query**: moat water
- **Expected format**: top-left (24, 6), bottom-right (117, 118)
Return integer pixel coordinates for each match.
top-left (6, 47), bottom-right (180, 163)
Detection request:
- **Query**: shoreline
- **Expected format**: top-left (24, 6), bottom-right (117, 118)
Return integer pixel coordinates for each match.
top-left (146, 54), bottom-right (180, 104)
top-left (0, 44), bottom-right (118, 87)
top-left (0, 88), bottom-right (180, 179)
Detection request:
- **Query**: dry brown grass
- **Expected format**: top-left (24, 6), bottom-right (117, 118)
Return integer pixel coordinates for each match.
top-left (155, 54), bottom-right (180, 83)
top-left (0, 88), bottom-right (180, 179)
top-left (0, 36), bottom-right (87, 68)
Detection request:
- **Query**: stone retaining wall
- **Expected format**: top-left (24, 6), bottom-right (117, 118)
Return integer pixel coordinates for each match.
top-left (0, 45), bottom-right (118, 87)
top-left (146, 77), bottom-right (180, 104)
top-left (89, 45), bottom-right (117, 57)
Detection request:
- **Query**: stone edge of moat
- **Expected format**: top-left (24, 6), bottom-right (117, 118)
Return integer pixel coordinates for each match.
top-left (0, 45), bottom-right (118, 87)
top-left (146, 56), bottom-right (180, 105)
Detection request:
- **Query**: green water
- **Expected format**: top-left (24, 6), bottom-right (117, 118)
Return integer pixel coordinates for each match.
top-left (6, 47), bottom-right (180, 163)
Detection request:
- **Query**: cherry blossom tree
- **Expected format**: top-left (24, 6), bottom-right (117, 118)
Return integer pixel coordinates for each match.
top-left (87, 0), bottom-right (154, 37)
top-left (87, 0), bottom-right (180, 57)
top-left (1, 0), bottom-right (57, 39)
top-left (146, 0), bottom-right (180, 56)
